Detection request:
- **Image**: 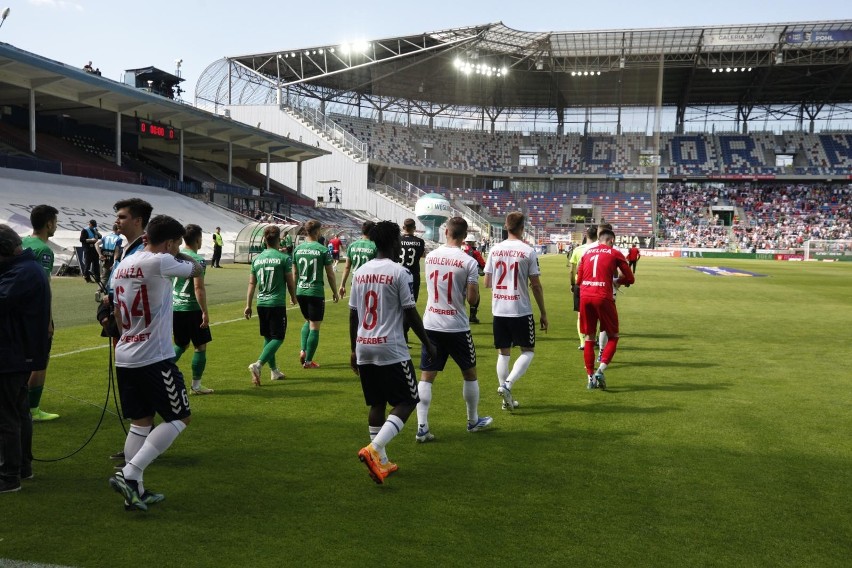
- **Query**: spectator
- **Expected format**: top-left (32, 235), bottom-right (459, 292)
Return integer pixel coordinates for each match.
top-left (0, 224), bottom-right (50, 493)
top-left (79, 219), bottom-right (102, 283)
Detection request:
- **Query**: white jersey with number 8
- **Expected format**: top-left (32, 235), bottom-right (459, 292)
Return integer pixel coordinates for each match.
top-left (349, 258), bottom-right (414, 366)
top-left (112, 251), bottom-right (194, 368)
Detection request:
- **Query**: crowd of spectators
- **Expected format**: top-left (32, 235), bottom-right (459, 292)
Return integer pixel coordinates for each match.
top-left (657, 183), bottom-right (852, 250)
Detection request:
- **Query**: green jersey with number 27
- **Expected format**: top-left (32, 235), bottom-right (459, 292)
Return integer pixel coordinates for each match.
top-left (346, 239), bottom-right (377, 272)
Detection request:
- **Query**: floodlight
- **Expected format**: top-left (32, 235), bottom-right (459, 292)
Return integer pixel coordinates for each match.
top-left (340, 44), bottom-right (350, 55)
top-left (711, 68), bottom-right (717, 73)
top-left (501, 67), bottom-right (507, 75)
top-left (0, 7), bottom-right (9, 29)
top-left (353, 41), bottom-right (370, 54)
top-left (290, 52), bottom-right (295, 58)
top-left (747, 67), bottom-right (752, 71)
top-left (329, 47), bottom-right (335, 53)
top-left (596, 71), bottom-right (601, 76)
top-left (584, 71), bottom-right (589, 76)
top-left (571, 71), bottom-right (576, 76)
top-left (725, 67), bottom-right (731, 72)
top-left (318, 49), bottom-right (324, 54)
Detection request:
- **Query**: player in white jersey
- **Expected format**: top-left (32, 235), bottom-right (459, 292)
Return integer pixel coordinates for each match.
top-left (415, 217), bottom-right (493, 443)
top-left (484, 212), bottom-right (548, 411)
top-left (350, 221), bottom-right (435, 484)
top-left (108, 215), bottom-right (203, 511)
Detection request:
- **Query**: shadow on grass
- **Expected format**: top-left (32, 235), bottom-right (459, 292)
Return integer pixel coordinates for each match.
top-left (607, 381), bottom-right (734, 393)
top-left (619, 333), bottom-right (687, 339)
top-left (620, 361), bottom-right (718, 368)
top-left (515, 403), bottom-right (678, 416)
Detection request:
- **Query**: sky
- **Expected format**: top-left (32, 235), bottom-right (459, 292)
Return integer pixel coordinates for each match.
top-left (0, 0), bottom-right (849, 101)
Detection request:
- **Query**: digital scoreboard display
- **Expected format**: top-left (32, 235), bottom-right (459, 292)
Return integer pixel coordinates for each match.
top-left (137, 119), bottom-right (177, 140)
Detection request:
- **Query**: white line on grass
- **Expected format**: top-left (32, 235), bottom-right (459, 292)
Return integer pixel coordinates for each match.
top-left (52, 308), bottom-right (300, 358)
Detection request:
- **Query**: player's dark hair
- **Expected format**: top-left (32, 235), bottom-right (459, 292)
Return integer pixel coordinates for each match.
top-left (598, 222), bottom-right (613, 232)
top-left (586, 225), bottom-right (598, 240)
top-left (304, 220), bottom-right (322, 237)
top-left (184, 224), bottom-right (203, 246)
top-left (146, 215), bottom-right (185, 245)
top-left (369, 221), bottom-right (400, 257)
top-left (263, 225), bottom-right (281, 247)
top-left (0, 224), bottom-right (22, 256)
top-left (403, 218), bottom-right (416, 231)
top-left (446, 216), bottom-right (468, 240)
top-left (30, 204), bottom-right (58, 231)
top-left (598, 228), bottom-right (615, 241)
top-left (114, 198), bottom-right (153, 229)
top-left (361, 220), bottom-right (376, 237)
top-left (505, 212), bottom-right (525, 236)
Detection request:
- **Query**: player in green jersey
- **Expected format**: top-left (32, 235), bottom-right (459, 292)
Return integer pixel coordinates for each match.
top-left (245, 225), bottom-right (297, 386)
top-left (21, 205), bottom-right (60, 422)
top-left (293, 220), bottom-right (338, 369)
top-left (172, 224), bottom-right (215, 395)
top-left (338, 220), bottom-right (377, 299)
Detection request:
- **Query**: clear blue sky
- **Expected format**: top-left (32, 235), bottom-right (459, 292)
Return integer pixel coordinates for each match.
top-left (1, 0), bottom-right (849, 99)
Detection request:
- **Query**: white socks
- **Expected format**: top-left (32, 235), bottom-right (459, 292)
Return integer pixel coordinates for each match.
top-left (124, 424), bottom-right (151, 463)
top-left (372, 414), bottom-right (404, 451)
top-left (599, 331), bottom-right (608, 351)
top-left (368, 425), bottom-right (387, 462)
top-left (124, 421), bottom-right (186, 483)
top-left (496, 354), bottom-right (511, 386)
top-left (462, 379), bottom-right (480, 424)
top-left (416, 381), bottom-right (433, 431)
top-left (506, 351), bottom-right (534, 388)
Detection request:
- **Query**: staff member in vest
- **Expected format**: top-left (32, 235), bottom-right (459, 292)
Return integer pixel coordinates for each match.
top-left (211, 227), bottom-right (223, 268)
top-left (97, 224), bottom-right (123, 273)
top-left (80, 219), bottom-right (102, 283)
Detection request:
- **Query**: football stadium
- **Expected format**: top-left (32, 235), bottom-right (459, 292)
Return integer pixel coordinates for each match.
top-left (1, 18), bottom-right (851, 568)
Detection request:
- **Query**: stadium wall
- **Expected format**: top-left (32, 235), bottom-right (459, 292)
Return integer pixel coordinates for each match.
top-left (225, 105), bottom-right (420, 225)
top-left (0, 168), bottom-right (249, 266)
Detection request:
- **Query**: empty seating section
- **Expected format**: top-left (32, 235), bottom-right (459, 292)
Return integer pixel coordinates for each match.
top-left (328, 114), bottom-right (852, 176)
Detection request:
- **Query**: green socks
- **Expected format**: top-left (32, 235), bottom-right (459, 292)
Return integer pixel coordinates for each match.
top-left (306, 330), bottom-right (320, 362)
top-left (260, 339), bottom-right (283, 366)
top-left (300, 322), bottom-right (310, 351)
top-left (174, 344), bottom-right (186, 362)
top-left (191, 351), bottom-right (207, 379)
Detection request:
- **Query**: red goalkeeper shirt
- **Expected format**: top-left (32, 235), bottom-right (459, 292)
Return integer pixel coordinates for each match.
top-left (577, 243), bottom-right (635, 300)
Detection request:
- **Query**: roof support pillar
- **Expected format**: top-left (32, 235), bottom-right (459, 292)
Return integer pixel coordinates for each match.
top-left (179, 129), bottom-right (184, 182)
top-left (29, 88), bottom-right (36, 153)
top-left (227, 141), bottom-right (233, 184)
top-left (115, 112), bottom-right (122, 167)
top-left (296, 160), bottom-right (303, 197)
top-left (266, 149), bottom-right (271, 193)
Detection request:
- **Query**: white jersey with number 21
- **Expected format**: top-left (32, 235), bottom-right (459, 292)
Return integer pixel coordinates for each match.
top-left (484, 239), bottom-right (540, 317)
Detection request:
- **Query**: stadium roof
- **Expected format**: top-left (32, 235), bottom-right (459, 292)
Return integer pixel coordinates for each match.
top-left (0, 43), bottom-right (328, 164)
top-left (204, 20), bottom-right (852, 113)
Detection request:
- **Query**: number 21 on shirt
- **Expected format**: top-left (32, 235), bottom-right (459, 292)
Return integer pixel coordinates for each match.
top-left (493, 261), bottom-right (519, 291)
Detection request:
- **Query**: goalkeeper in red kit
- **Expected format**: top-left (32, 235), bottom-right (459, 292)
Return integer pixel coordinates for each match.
top-left (577, 228), bottom-right (634, 390)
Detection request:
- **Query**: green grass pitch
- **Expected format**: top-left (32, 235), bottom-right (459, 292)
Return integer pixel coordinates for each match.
top-left (3, 255), bottom-right (851, 567)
